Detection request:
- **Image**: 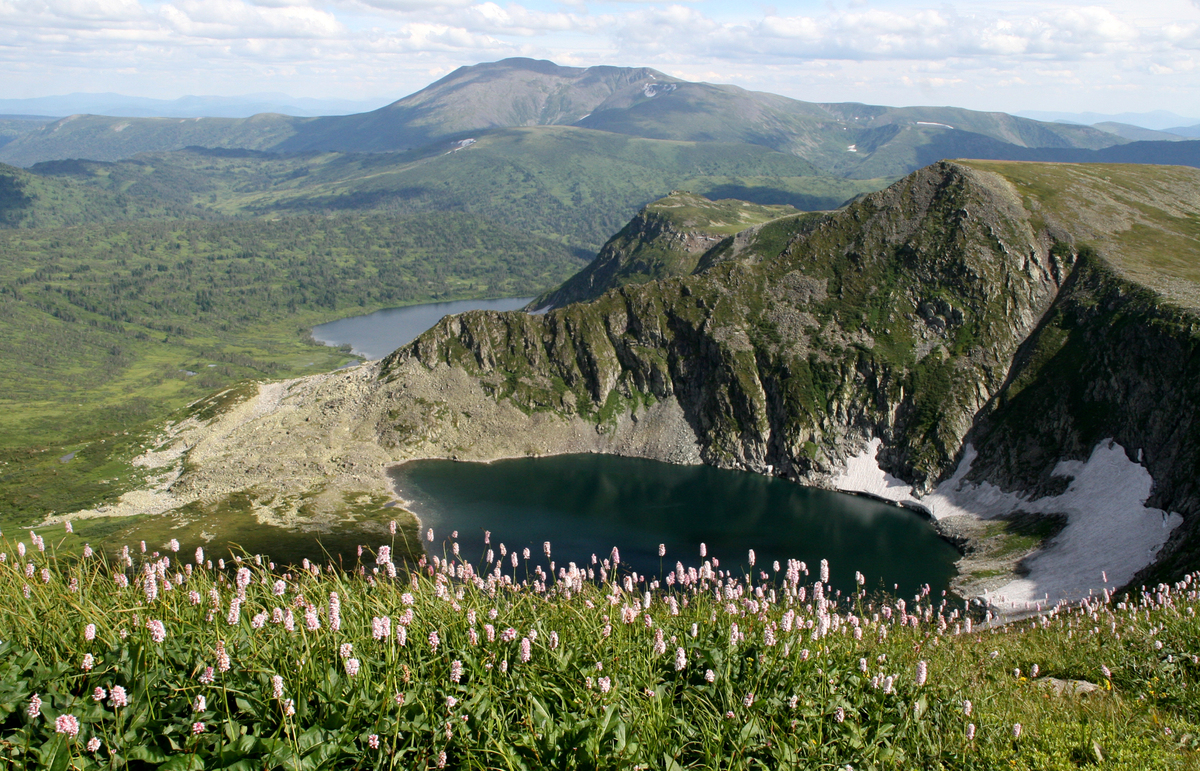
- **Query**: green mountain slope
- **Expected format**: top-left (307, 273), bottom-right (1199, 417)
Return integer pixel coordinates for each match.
top-left (0, 212), bottom-right (584, 452)
top-left (0, 162), bottom-right (211, 228)
top-left (31, 132), bottom-right (888, 251)
top-left (532, 190), bottom-right (812, 308)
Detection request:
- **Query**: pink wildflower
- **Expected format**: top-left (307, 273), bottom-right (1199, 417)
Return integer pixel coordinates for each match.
top-left (55, 715), bottom-right (80, 739)
top-left (82, 653), bottom-right (94, 671)
top-left (110, 686), bottom-right (128, 708)
top-left (84, 624), bottom-right (96, 641)
top-left (86, 737), bottom-right (101, 752)
top-left (93, 687), bottom-right (106, 702)
top-left (916, 660), bottom-right (928, 687)
top-left (27, 693), bottom-right (42, 718)
top-left (272, 675), bottom-right (284, 699)
top-left (192, 722), bottom-right (205, 735)
top-left (345, 658), bottom-right (360, 677)
top-left (368, 734), bottom-right (380, 750)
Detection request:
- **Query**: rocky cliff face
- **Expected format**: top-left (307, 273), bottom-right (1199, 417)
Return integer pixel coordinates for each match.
top-left (385, 162), bottom-right (1073, 490)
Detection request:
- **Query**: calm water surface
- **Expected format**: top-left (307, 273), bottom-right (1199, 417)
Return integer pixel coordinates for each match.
top-left (312, 297), bottom-right (533, 360)
top-left (391, 454), bottom-right (959, 598)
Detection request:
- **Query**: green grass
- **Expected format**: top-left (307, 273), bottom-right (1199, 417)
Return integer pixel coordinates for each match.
top-left (0, 211), bottom-right (587, 530)
top-left (0, 534), bottom-right (1197, 769)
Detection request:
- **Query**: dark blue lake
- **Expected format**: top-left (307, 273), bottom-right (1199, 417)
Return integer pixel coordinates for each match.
top-left (390, 453), bottom-right (960, 599)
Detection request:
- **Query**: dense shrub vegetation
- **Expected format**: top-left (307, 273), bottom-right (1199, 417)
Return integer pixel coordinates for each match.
top-left (1, 528), bottom-right (1197, 769)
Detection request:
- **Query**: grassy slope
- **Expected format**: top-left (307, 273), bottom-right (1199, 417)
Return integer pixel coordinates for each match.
top-left (34, 132), bottom-right (890, 252)
top-left (0, 163), bottom-right (211, 229)
top-left (0, 213), bottom-right (585, 529)
top-left (534, 191), bottom-right (809, 308)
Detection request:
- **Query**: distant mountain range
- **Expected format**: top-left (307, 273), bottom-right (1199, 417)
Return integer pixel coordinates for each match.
top-left (0, 92), bottom-right (389, 119)
top-left (5, 58), bottom-right (1196, 179)
top-left (1015, 109), bottom-right (1200, 134)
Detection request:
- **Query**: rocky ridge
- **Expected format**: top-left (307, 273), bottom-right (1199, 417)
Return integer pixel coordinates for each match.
top-left (74, 160), bottom-right (1200, 608)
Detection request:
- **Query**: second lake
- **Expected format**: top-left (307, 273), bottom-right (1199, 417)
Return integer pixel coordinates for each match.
top-left (312, 296), bottom-right (534, 361)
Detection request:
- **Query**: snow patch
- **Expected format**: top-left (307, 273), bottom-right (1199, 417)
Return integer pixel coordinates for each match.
top-left (916, 121), bottom-right (954, 129)
top-left (642, 83), bottom-right (677, 98)
top-left (847, 144), bottom-right (858, 152)
top-left (831, 438), bottom-right (1182, 608)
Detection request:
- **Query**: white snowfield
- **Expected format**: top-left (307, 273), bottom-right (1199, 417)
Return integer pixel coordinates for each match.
top-left (830, 438), bottom-right (1182, 611)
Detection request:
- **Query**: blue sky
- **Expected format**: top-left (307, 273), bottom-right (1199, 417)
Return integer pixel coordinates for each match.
top-left (2, 0), bottom-right (1197, 114)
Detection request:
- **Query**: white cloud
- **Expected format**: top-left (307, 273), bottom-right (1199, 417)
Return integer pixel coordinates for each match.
top-left (0, 0), bottom-right (1196, 113)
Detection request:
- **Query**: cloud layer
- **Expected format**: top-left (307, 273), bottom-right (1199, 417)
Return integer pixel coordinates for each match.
top-left (1, 0), bottom-right (1197, 114)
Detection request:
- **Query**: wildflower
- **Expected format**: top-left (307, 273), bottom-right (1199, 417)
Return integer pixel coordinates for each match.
top-left (436, 751), bottom-right (447, 769)
top-left (967, 723), bottom-right (976, 741)
top-left (700, 543), bottom-right (707, 558)
top-left (372, 616), bottom-right (391, 640)
top-left (304, 606), bottom-right (320, 631)
top-left (272, 579), bottom-right (286, 596)
top-left (835, 707), bottom-right (845, 723)
top-left (192, 722), bottom-right (206, 734)
top-left (743, 693), bottom-right (755, 708)
top-left (446, 695), bottom-right (458, 709)
top-left (195, 695), bottom-right (206, 712)
top-left (426, 528), bottom-right (434, 542)
top-left (168, 539), bottom-right (180, 553)
top-left (397, 626), bottom-right (407, 646)
top-left (1031, 664), bottom-right (1039, 678)
top-left (725, 711), bottom-right (735, 719)
top-left (963, 699), bottom-right (973, 717)
top-left (748, 549), bottom-right (755, 567)
top-left (368, 734), bottom-right (380, 750)
top-left (27, 693), bottom-right (42, 718)
top-left (189, 590), bottom-right (201, 605)
top-left (195, 547), bottom-right (204, 565)
top-left (55, 715), bottom-right (80, 739)
top-left (345, 658), bottom-right (360, 677)
top-left (820, 559), bottom-right (830, 584)
top-left (705, 669), bottom-right (715, 683)
top-left (915, 660), bottom-right (928, 687)
top-left (789, 695), bottom-right (799, 709)
top-left (283, 699), bottom-right (295, 716)
top-left (86, 737), bottom-right (101, 753)
top-left (110, 686), bottom-right (129, 708)
top-left (598, 677), bottom-right (611, 694)
top-left (401, 592), bottom-right (414, 606)
top-left (272, 675), bottom-right (284, 699)
top-left (451, 660), bottom-right (464, 683)
top-left (82, 652), bottom-right (95, 671)
top-left (1013, 668), bottom-right (1021, 679)
top-left (429, 630), bottom-right (440, 652)
top-left (395, 692), bottom-right (405, 706)
top-left (521, 637), bottom-right (532, 663)
top-left (1101, 664), bottom-right (1112, 679)
top-left (1013, 723), bottom-right (1022, 739)
top-left (500, 660), bottom-right (508, 673)
top-left (329, 593), bottom-right (341, 632)
top-left (252, 612), bottom-right (267, 629)
top-left (675, 647), bottom-right (686, 671)
top-left (93, 687), bottom-right (106, 701)
top-left (199, 667), bottom-right (215, 685)
top-left (83, 544), bottom-right (93, 559)
top-left (84, 624), bottom-right (96, 641)
top-left (882, 676), bottom-right (894, 694)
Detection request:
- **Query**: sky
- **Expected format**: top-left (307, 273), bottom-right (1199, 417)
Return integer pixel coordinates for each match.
top-left (2, 0), bottom-right (1198, 115)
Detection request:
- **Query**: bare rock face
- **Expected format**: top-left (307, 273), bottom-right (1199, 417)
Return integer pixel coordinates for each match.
top-left (386, 161), bottom-right (1072, 493)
